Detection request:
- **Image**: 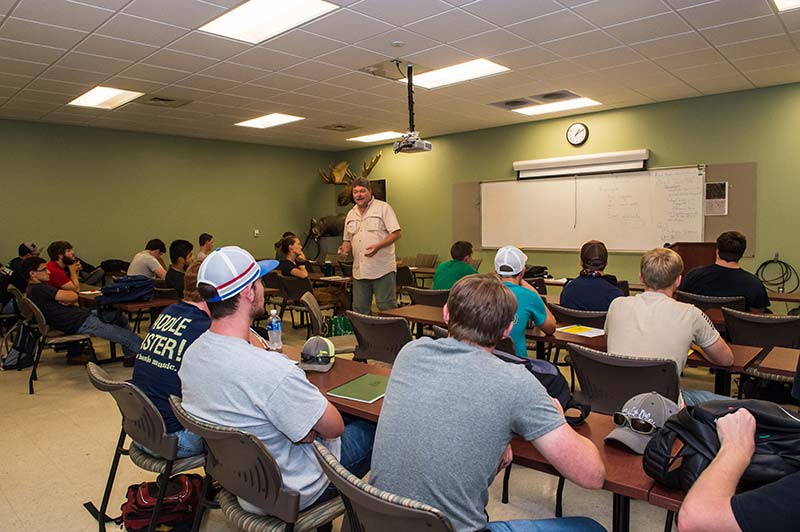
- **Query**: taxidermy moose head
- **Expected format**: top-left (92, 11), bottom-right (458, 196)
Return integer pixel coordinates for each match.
top-left (318, 152), bottom-right (382, 206)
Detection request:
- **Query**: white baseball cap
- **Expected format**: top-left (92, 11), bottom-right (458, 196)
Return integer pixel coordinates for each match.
top-left (197, 246), bottom-right (278, 302)
top-left (494, 246), bottom-right (528, 277)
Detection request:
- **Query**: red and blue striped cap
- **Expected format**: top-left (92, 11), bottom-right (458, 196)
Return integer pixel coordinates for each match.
top-left (197, 246), bottom-right (278, 302)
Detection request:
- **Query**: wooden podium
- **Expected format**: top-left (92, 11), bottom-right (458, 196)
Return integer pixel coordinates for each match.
top-left (667, 242), bottom-right (716, 276)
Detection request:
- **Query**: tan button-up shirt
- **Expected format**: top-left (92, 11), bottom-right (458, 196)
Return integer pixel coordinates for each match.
top-left (343, 198), bottom-right (401, 280)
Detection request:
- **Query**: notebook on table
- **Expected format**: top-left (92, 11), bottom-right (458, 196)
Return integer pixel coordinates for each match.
top-left (327, 374), bottom-right (389, 404)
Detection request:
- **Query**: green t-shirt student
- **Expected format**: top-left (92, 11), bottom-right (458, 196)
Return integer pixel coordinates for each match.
top-left (432, 241), bottom-right (479, 290)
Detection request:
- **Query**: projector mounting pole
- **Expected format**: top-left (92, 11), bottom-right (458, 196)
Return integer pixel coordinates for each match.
top-left (407, 63), bottom-right (415, 133)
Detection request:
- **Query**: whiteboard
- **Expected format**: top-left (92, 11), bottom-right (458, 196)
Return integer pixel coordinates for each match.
top-left (480, 167), bottom-right (705, 252)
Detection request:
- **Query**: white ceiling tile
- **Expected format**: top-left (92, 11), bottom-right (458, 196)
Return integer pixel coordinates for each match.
top-left (76, 35), bottom-right (159, 62)
top-left (521, 60), bottom-right (589, 81)
top-left (717, 34), bottom-right (795, 60)
top-left (26, 77), bottom-right (90, 94)
top-left (461, 0), bottom-right (562, 27)
top-left (223, 83), bottom-right (283, 99)
top-left (151, 85), bottom-right (215, 101)
top-left (780, 9), bottom-right (800, 31)
top-left (332, 90), bottom-right (391, 106)
top-left (572, 46), bottom-right (644, 70)
top-left (102, 75), bottom-right (167, 93)
top-left (700, 16), bottom-right (784, 46)
top-left (490, 45), bottom-right (560, 69)
top-left (732, 50), bottom-right (800, 71)
top-left (572, 0), bottom-right (670, 27)
top-left (281, 60), bottom-right (350, 81)
top-left (97, 14), bottom-right (188, 47)
top-left (450, 29), bottom-right (531, 57)
top-left (540, 30), bottom-right (621, 57)
top-left (403, 44), bottom-right (474, 69)
top-left (673, 61), bottom-right (739, 83)
top-left (470, 69), bottom-right (536, 90)
top-left (200, 61), bottom-right (269, 82)
top-left (0, 85), bottom-right (18, 97)
top-left (123, 0), bottom-right (226, 29)
top-left (0, 18), bottom-right (87, 48)
top-left (0, 38), bottom-right (65, 63)
top-left (636, 82), bottom-right (702, 101)
top-left (263, 29), bottom-right (344, 58)
top-left (507, 10), bottom-right (594, 44)
top-left (597, 60), bottom-right (674, 85)
top-left (405, 9), bottom-right (495, 43)
top-left (295, 82), bottom-right (354, 99)
top-left (356, 28), bottom-right (440, 56)
top-left (120, 63), bottom-right (190, 83)
top-left (199, 92), bottom-right (258, 108)
top-left (632, 32), bottom-right (710, 59)
top-left (0, 0), bottom-right (15, 14)
top-left (250, 72), bottom-right (315, 91)
top-left (268, 91), bottom-right (323, 107)
top-left (316, 46), bottom-right (390, 69)
top-left (690, 72), bottom-right (753, 94)
top-left (745, 63), bottom-right (800, 87)
top-left (302, 9), bottom-right (393, 43)
top-left (605, 13), bottom-right (692, 44)
top-left (174, 74), bottom-right (240, 91)
top-left (325, 71), bottom-right (390, 90)
top-left (228, 46), bottom-right (305, 70)
top-left (654, 48), bottom-right (725, 70)
top-left (362, 80), bottom-right (409, 98)
top-left (40, 65), bottom-right (108, 84)
top-left (679, 0), bottom-right (773, 29)
top-left (13, 88), bottom-right (72, 104)
top-left (169, 31), bottom-right (250, 59)
top-left (0, 107), bottom-right (47, 119)
top-left (663, 0), bottom-right (711, 8)
top-left (143, 49), bottom-right (218, 72)
top-left (55, 51), bottom-right (131, 75)
top-left (13, 0), bottom-right (114, 31)
top-left (350, 0), bottom-right (451, 26)
top-left (0, 56), bottom-right (47, 77)
top-left (4, 97), bottom-right (60, 111)
top-left (70, 0), bottom-right (129, 9)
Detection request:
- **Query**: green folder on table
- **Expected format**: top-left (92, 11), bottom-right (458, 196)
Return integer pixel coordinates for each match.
top-left (327, 374), bottom-right (389, 404)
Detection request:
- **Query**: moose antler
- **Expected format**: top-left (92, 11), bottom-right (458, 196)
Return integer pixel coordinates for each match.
top-left (362, 152), bottom-right (382, 178)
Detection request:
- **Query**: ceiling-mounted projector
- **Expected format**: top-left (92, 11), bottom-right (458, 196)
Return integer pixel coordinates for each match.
top-left (393, 63), bottom-right (432, 154)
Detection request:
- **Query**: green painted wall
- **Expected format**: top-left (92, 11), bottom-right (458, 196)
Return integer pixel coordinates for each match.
top-left (337, 83), bottom-right (800, 291)
top-left (0, 120), bottom-right (336, 265)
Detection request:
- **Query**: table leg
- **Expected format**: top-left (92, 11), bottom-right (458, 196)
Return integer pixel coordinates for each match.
top-left (612, 493), bottom-right (630, 532)
top-left (714, 369), bottom-right (731, 396)
top-left (536, 341), bottom-right (546, 360)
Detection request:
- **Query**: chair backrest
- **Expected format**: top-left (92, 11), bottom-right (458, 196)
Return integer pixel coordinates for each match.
top-left (277, 274), bottom-right (313, 302)
top-left (154, 287), bottom-right (179, 300)
top-left (567, 344), bottom-right (680, 415)
top-left (395, 266), bottom-right (415, 289)
top-left (529, 277), bottom-right (547, 295)
top-left (263, 271), bottom-right (282, 290)
top-left (169, 396), bottom-right (300, 523)
top-left (405, 287), bottom-right (449, 308)
top-left (467, 257), bottom-right (482, 270)
top-left (300, 291), bottom-right (325, 336)
top-left (401, 256), bottom-right (416, 267)
top-left (86, 362), bottom-right (178, 459)
top-left (547, 303), bottom-right (607, 329)
top-left (312, 441), bottom-right (455, 532)
top-left (339, 261), bottom-right (353, 277)
top-left (8, 285), bottom-right (32, 320)
top-left (675, 290), bottom-right (746, 312)
top-left (346, 310), bottom-right (412, 364)
top-left (722, 307), bottom-right (800, 349)
top-left (616, 279), bottom-right (630, 296)
top-left (415, 253), bottom-right (438, 268)
top-left (22, 296), bottom-right (49, 337)
top-left (431, 325), bottom-right (448, 339)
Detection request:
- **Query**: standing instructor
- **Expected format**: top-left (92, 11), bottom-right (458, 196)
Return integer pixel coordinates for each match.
top-left (338, 178), bottom-right (401, 314)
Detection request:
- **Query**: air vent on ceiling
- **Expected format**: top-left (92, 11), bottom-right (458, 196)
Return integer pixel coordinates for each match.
top-left (489, 98), bottom-right (535, 110)
top-left (359, 59), bottom-right (431, 81)
top-left (319, 123), bottom-right (361, 132)
top-left (530, 89), bottom-right (580, 103)
top-left (135, 95), bottom-right (192, 108)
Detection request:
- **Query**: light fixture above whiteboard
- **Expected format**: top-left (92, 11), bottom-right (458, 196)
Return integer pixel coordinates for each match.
top-left (513, 149), bottom-right (649, 179)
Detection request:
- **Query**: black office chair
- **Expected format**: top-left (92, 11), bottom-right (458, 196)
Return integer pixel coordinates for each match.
top-left (675, 291), bottom-right (746, 312)
top-left (346, 310), bottom-right (412, 365)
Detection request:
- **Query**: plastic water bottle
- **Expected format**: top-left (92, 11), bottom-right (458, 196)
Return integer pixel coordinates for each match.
top-left (267, 309), bottom-right (282, 351)
top-left (324, 260), bottom-right (333, 277)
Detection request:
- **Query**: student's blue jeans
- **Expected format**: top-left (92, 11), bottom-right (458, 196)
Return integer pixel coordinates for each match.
top-left (309, 415), bottom-right (376, 506)
top-left (486, 517), bottom-right (606, 531)
top-left (77, 311), bottom-right (142, 358)
top-left (681, 389), bottom-right (731, 406)
top-left (140, 429), bottom-right (204, 459)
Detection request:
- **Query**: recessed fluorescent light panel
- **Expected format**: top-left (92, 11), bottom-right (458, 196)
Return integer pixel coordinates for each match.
top-left (347, 131), bottom-right (404, 143)
top-left (200, 0), bottom-right (338, 44)
top-left (68, 86), bottom-right (144, 109)
top-left (774, 0), bottom-right (800, 11)
top-left (513, 97), bottom-right (601, 116)
top-left (236, 113), bottom-right (305, 129)
top-left (399, 59), bottom-right (509, 89)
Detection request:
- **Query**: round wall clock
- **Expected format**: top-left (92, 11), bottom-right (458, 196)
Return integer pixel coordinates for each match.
top-left (566, 122), bottom-right (588, 146)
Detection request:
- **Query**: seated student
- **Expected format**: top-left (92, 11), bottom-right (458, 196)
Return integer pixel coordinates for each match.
top-left (22, 257), bottom-right (142, 364)
top-left (494, 246), bottom-right (556, 358)
top-left (45, 241), bottom-right (81, 292)
top-left (179, 246), bottom-right (375, 513)
top-left (561, 240), bottom-right (624, 311)
top-left (165, 239), bottom-right (193, 299)
top-left (128, 239), bottom-right (167, 280)
top-left (132, 261), bottom-right (208, 458)
top-left (371, 274), bottom-right (606, 532)
top-left (679, 231), bottom-right (769, 311)
top-left (605, 248), bottom-right (734, 406)
top-left (432, 241), bottom-right (479, 290)
top-left (277, 235), bottom-right (350, 314)
top-left (274, 231), bottom-right (295, 261)
top-left (679, 408), bottom-right (799, 532)
top-left (196, 233), bottom-right (214, 261)
top-left (8, 241), bottom-right (42, 273)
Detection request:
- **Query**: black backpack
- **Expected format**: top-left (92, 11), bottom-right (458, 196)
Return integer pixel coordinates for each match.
top-left (96, 275), bottom-right (155, 305)
top-left (643, 399), bottom-right (800, 491)
top-left (493, 349), bottom-right (590, 426)
top-left (2, 321), bottom-right (38, 370)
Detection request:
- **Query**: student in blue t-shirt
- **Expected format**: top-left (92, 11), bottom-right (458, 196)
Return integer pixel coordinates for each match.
top-left (493, 246), bottom-right (556, 358)
top-left (560, 240), bottom-right (624, 311)
top-left (132, 260), bottom-right (211, 458)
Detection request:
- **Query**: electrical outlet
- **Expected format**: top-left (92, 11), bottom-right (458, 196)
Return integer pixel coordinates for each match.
top-left (774, 252), bottom-right (780, 261)
top-left (253, 229), bottom-right (260, 238)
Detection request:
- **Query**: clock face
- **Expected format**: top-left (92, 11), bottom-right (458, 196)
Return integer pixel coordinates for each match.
top-left (567, 122), bottom-right (588, 146)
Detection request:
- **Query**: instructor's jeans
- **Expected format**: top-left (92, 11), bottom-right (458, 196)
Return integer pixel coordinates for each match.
top-left (352, 272), bottom-right (396, 315)
top-left (78, 311), bottom-right (143, 358)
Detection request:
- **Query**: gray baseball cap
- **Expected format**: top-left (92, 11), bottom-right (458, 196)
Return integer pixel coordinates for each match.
top-left (605, 392), bottom-right (679, 454)
top-left (299, 336), bottom-right (336, 372)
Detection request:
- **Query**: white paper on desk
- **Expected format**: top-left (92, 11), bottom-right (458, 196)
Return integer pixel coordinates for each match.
top-left (319, 276), bottom-right (345, 281)
top-left (408, 266), bottom-right (419, 270)
top-left (556, 325), bottom-right (605, 338)
top-left (79, 290), bottom-right (101, 295)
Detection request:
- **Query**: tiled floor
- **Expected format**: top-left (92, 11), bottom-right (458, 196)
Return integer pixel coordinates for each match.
top-left (0, 317), bottom-right (713, 531)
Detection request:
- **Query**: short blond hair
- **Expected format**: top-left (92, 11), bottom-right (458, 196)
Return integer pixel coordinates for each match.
top-left (640, 248), bottom-right (683, 290)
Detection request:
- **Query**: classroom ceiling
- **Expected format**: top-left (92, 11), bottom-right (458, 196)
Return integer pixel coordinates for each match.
top-left (0, 0), bottom-right (799, 151)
